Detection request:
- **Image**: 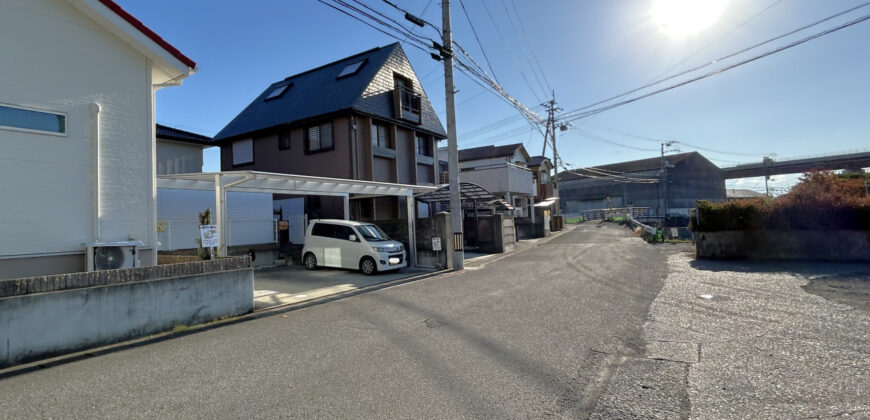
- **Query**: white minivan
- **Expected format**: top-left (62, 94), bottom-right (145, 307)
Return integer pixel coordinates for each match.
top-left (301, 219), bottom-right (407, 275)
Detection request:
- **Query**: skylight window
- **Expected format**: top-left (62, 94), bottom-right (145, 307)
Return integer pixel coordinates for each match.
top-left (337, 59), bottom-right (366, 79)
top-left (265, 83), bottom-right (291, 100)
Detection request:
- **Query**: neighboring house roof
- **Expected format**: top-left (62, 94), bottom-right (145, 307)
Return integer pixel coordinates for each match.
top-left (156, 124), bottom-right (211, 145)
top-left (727, 189), bottom-right (766, 198)
top-left (559, 151), bottom-right (702, 181)
top-left (213, 43), bottom-right (445, 143)
top-left (458, 143), bottom-right (529, 163)
top-left (526, 155), bottom-right (551, 168)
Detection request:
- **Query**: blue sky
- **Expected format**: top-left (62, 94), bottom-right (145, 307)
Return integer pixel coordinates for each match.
top-left (120, 0), bottom-right (869, 193)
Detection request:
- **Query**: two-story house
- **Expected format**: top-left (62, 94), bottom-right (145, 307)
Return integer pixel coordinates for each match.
top-left (0, 0), bottom-right (196, 279)
top-left (439, 143), bottom-right (537, 217)
top-left (156, 124), bottom-right (211, 175)
top-left (212, 43), bottom-right (446, 222)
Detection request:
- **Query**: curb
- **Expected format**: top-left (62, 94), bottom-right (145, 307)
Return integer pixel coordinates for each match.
top-left (0, 269), bottom-right (448, 379)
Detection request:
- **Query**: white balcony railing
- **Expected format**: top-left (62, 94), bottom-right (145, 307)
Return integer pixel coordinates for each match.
top-left (458, 163), bottom-right (535, 196)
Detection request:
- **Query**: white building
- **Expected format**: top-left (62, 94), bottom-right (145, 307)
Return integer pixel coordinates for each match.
top-left (0, 0), bottom-right (196, 279)
top-left (438, 143), bottom-right (536, 217)
top-left (156, 124), bottom-right (211, 175)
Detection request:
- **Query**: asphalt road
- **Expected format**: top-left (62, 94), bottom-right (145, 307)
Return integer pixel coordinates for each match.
top-left (0, 223), bottom-right (689, 419)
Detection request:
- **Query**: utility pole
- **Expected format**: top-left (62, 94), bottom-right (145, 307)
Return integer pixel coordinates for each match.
top-left (660, 140), bottom-right (678, 225)
top-left (550, 95), bottom-right (559, 216)
top-left (441, 0), bottom-right (463, 270)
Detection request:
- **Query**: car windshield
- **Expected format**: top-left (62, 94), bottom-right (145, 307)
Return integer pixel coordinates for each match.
top-left (356, 224), bottom-right (391, 241)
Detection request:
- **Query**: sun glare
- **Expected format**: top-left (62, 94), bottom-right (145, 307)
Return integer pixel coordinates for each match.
top-left (652, 0), bottom-right (728, 38)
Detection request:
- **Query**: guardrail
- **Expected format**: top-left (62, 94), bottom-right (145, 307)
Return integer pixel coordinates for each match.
top-left (581, 207), bottom-right (650, 220)
top-left (628, 214), bottom-right (660, 243)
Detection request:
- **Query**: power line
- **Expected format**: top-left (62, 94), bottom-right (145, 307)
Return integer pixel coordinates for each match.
top-left (572, 128), bottom-right (660, 152)
top-left (478, 0), bottom-right (546, 103)
top-left (501, 0), bottom-right (550, 96)
top-left (317, 0), bottom-right (433, 54)
top-left (559, 12), bottom-right (870, 122)
top-left (558, 2), bottom-right (870, 121)
top-left (458, 0), bottom-right (500, 84)
top-left (595, 125), bottom-right (765, 158)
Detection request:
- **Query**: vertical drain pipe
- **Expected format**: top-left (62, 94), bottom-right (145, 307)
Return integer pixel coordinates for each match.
top-left (91, 102), bottom-right (101, 242)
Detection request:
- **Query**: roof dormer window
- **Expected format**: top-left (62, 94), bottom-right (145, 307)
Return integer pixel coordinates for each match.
top-left (337, 59), bottom-right (366, 79)
top-left (264, 83), bottom-right (292, 101)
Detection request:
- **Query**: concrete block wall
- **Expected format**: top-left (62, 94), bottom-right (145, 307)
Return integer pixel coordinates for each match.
top-left (0, 257), bottom-right (254, 368)
top-left (0, 257), bottom-right (250, 298)
top-left (695, 230), bottom-right (870, 261)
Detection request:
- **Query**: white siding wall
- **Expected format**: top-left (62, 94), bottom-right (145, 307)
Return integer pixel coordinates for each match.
top-left (0, 0), bottom-right (153, 257)
top-left (156, 190), bottom-right (274, 251)
top-left (156, 140), bottom-right (205, 175)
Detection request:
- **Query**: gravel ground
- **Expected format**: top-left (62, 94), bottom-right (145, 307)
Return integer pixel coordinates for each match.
top-left (646, 252), bottom-right (870, 419)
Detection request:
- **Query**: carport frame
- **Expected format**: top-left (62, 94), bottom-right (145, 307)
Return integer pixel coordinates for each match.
top-left (157, 171), bottom-right (437, 267)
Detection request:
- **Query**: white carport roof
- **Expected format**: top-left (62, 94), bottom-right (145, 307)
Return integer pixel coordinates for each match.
top-left (157, 171), bottom-right (437, 263)
top-left (157, 171), bottom-right (436, 197)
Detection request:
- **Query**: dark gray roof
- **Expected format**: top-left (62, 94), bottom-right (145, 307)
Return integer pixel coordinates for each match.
top-left (526, 155), bottom-right (550, 168)
top-left (156, 124), bottom-right (211, 145)
top-left (559, 152), bottom-right (702, 181)
top-left (213, 43), bottom-right (445, 142)
top-left (458, 143), bottom-right (528, 162)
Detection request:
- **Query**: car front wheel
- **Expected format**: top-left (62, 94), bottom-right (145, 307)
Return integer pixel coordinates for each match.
top-left (360, 257), bottom-right (377, 276)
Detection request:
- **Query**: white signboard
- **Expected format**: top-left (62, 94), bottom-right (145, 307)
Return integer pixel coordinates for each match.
top-left (200, 225), bottom-right (219, 248)
top-left (431, 237), bottom-right (442, 251)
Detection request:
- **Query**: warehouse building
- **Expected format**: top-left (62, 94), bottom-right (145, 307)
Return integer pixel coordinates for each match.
top-left (558, 152), bottom-right (726, 222)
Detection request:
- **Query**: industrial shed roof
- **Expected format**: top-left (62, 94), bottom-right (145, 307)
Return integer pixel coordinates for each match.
top-left (559, 152), bottom-right (702, 181)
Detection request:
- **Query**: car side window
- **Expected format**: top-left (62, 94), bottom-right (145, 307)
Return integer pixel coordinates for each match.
top-left (333, 225), bottom-right (355, 241)
top-left (311, 223), bottom-right (333, 238)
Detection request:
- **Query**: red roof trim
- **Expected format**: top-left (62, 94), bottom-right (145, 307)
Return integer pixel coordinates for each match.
top-left (97, 0), bottom-right (196, 69)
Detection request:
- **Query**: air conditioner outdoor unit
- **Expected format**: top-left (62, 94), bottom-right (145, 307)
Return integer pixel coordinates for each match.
top-left (85, 241), bottom-right (143, 271)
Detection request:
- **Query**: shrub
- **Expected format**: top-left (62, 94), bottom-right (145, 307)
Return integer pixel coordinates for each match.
top-left (694, 171), bottom-right (870, 231)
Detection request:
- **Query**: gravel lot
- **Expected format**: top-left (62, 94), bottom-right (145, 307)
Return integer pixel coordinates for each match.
top-left (646, 252), bottom-right (870, 419)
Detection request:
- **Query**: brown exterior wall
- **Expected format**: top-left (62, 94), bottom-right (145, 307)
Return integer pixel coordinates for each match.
top-left (396, 126), bottom-right (415, 184)
top-left (220, 116), bottom-right (353, 179)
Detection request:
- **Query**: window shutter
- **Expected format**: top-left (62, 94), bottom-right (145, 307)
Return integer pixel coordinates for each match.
top-left (320, 122), bottom-right (333, 149)
top-left (307, 126), bottom-right (321, 151)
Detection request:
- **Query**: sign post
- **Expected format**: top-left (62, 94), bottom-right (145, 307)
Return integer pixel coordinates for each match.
top-left (200, 225), bottom-right (219, 259)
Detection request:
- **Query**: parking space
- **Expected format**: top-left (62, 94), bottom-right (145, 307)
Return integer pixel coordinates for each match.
top-left (253, 264), bottom-right (434, 310)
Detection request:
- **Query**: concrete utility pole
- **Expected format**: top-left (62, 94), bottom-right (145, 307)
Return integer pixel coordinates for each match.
top-left (442, 0), bottom-right (464, 270)
top-left (660, 140), bottom-right (678, 224)
top-left (550, 96), bottom-right (559, 216)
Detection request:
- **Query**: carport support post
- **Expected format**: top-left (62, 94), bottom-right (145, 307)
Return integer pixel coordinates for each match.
top-left (406, 193), bottom-right (417, 267)
top-left (343, 193), bottom-right (350, 220)
top-left (214, 173), bottom-right (227, 258)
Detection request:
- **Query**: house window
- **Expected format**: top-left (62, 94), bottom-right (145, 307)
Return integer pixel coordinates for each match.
top-left (393, 76), bottom-right (421, 123)
top-left (278, 132), bottom-right (291, 150)
top-left (306, 122), bottom-right (334, 153)
top-left (372, 122), bottom-right (391, 149)
top-left (337, 59), bottom-right (366, 79)
top-left (232, 138), bottom-right (254, 166)
top-left (0, 104), bottom-right (66, 135)
top-left (415, 133), bottom-right (431, 156)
